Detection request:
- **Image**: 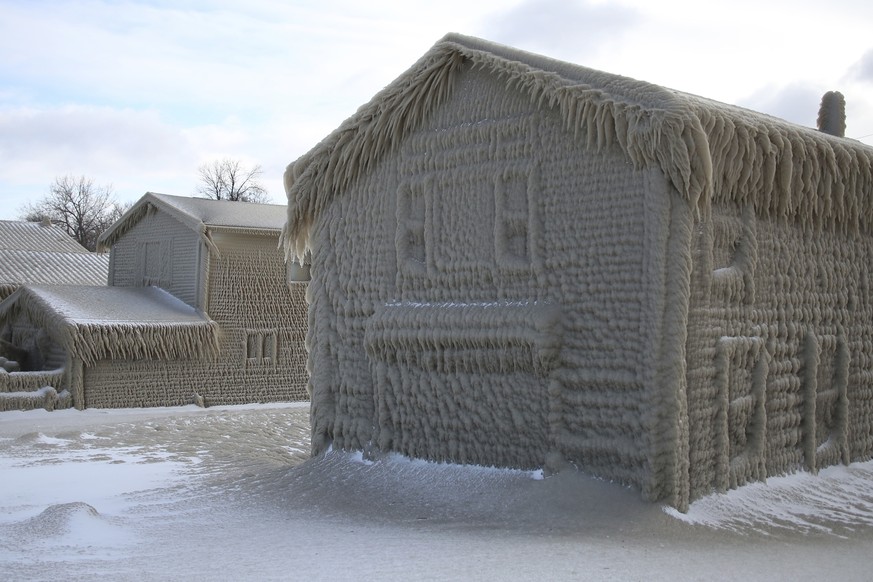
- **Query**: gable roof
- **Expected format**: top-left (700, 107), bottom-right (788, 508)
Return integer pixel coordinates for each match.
top-left (282, 33), bottom-right (873, 261)
top-left (98, 192), bottom-right (287, 252)
top-left (0, 285), bottom-right (219, 365)
top-left (0, 220), bottom-right (92, 254)
top-left (0, 221), bottom-right (109, 299)
top-left (0, 251), bottom-right (109, 298)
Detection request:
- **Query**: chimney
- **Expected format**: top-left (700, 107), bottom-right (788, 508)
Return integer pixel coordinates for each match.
top-left (817, 91), bottom-right (846, 137)
top-left (40, 217), bottom-right (52, 227)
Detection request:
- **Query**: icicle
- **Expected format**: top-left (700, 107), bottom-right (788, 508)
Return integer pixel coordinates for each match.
top-left (282, 33), bottom-right (873, 265)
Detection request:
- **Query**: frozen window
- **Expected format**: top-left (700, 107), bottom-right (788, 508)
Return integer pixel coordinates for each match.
top-left (140, 239), bottom-right (173, 288)
top-left (711, 206), bottom-right (757, 304)
top-left (396, 178), bottom-right (429, 275)
top-left (142, 241), bottom-right (162, 286)
top-left (495, 164), bottom-right (537, 270)
top-left (245, 330), bottom-right (278, 366)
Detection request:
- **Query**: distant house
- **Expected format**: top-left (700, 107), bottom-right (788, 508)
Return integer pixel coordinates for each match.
top-left (281, 33), bottom-right (873, 510)
top-left (0, 193), bottom-right (309, 411)
top-left (0, 220), bottom-right (108, 300)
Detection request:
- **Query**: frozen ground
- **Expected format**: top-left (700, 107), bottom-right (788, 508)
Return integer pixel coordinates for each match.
top-left (2, 403), bottom-right (873, 581)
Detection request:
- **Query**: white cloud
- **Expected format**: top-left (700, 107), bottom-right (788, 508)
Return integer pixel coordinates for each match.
top-left (0, 99), bottom-right (344, 215)
top-left (0, 106), bottom-right (188, 168)
top-left (850, 49), bottom-right (873, 84)
top-left (0, 104), bottom-right (260, 213)
top-left (0, 2), bottom-right (287, 113)
top-left (483, 0), bottom-right (640, 60)
top-left (2, 0), bottom-right (873, 217)
top-left (737, 83), bottom-right (827, 129)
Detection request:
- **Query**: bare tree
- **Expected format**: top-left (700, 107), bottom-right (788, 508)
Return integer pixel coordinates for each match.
top-left (20, 175), bottom-right (127, 251)
top-left (195, 158), bottom-right (269, 203)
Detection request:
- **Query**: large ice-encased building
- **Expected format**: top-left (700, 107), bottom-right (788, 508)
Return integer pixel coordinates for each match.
top-left (282, 34), bottom-right (873, 509)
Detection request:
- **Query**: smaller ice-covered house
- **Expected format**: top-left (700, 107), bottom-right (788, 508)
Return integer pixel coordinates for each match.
top-left (0, 219), bottom-right (108, 301)
top-left (0, 219), bottom-right (110, 410)
top-left (282, 33), bottom-right (873, 510)
top-left (0, 193), bottom-right (309, 411)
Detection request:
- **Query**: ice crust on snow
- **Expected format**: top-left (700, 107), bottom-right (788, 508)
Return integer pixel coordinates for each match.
top-left (2, 405), bottom-right (873, 581)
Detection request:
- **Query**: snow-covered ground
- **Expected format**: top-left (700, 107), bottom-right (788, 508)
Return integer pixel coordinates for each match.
top-left (2, 403), bottom-right (872, 581)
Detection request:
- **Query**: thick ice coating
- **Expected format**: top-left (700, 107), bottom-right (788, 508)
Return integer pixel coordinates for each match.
top-left (284, 33), bottom-right (873, 510)
top-left (1, 193), bottom-right (309, 411)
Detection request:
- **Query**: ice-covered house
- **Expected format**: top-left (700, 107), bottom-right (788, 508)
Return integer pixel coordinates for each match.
top-left (0, 193), bottom-right (309, 411)
top-left (281, 33), bottom-right (873, 509)
top-left (0, 219), bottom-right (108, 300)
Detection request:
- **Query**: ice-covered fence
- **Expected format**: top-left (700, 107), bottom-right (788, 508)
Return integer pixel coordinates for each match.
top-left (0, 367), bottom-right (69, 411)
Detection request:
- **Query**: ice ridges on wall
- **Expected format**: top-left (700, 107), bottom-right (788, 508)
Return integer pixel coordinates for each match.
top-left (282, 32), bottom-right (873, 511)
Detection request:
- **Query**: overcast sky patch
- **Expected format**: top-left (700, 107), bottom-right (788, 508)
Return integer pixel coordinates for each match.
top-left (484, 0), bottom-right (640, 60)
top-left (850, 49), bottom-right (873, 83)
top-left (1, 0), bottom-right (872, 218)
top-left (737, 82), bottom-right (826, 129)
top-left (0, 106), bottom-right (188, 168)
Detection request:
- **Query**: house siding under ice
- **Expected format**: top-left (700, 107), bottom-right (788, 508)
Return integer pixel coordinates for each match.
top-left (282, 33), bottom-right (873, 509)
top-left (0, 193), bottom-right (309, 411)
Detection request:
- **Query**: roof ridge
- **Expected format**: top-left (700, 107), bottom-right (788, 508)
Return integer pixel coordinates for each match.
top-left (282, 33), bottom-right (873, 262)
top-left (98, 192), bottom-right (286, 251)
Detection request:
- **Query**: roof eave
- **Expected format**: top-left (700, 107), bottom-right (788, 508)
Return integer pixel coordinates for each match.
top-left (97, 192), bottom-right (207, 252)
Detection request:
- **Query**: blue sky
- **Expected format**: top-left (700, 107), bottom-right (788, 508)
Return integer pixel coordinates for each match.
top-left (2, 0), bottom-right (872, 218)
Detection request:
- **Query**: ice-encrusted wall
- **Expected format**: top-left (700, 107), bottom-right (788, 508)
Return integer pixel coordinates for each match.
top-left (685, 202), bottom-right (873, 499)
top-left (0, 312), bottom-right (70, 411)
top-left (288, 33), bottom-right (873, 509)
top-left (0, 370), bottom-right (68, 411)
top-left (305, 67), bottom-right (674, 492)
top-left (3, 312), bottom-right (66, 371)
top-left (84, 236), bottom-right (308, 408)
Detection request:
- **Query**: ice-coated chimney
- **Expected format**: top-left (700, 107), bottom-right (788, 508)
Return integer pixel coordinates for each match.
top-left (817, 91), bottom-right (846, 137)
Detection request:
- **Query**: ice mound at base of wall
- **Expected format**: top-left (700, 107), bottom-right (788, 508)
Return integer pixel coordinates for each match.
top-left (248, 446), bottom-right (664, 532)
